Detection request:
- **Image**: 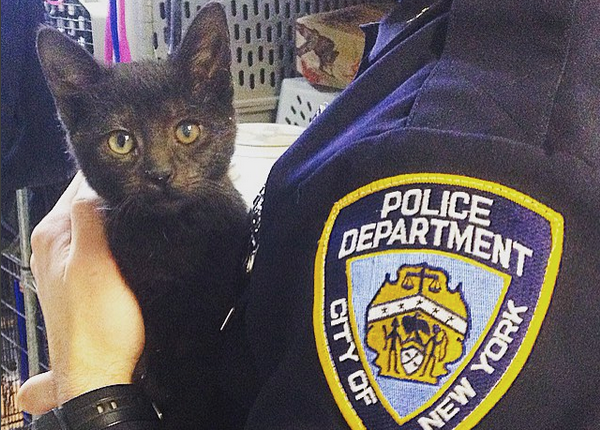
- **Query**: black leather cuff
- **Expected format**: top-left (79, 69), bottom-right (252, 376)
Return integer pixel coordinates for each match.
top-left (30, 384), bottom-right (160, 430)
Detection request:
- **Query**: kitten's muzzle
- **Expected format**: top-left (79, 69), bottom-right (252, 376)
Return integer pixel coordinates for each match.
top-left (144, 169), bottom-right (172, 187)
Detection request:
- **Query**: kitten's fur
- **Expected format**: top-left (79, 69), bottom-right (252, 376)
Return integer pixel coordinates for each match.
top-left (37, 4), bottom-right (248, 429)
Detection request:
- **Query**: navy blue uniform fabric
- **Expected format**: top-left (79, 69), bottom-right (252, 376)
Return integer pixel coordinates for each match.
top-left (34, 0), bottom-right (600, 428)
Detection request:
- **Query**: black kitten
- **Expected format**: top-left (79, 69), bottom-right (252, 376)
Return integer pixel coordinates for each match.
top-left (37, 4), bottom-right (248, 429)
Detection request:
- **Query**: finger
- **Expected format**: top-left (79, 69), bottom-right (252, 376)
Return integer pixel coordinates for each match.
top-left (17, 371), bottom-right (58, 415)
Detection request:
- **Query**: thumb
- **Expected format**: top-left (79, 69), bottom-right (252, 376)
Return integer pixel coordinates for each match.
top-left (17, 371), bottom-right (58, 415)
top-left (68, 178), bottom-right (110, 262)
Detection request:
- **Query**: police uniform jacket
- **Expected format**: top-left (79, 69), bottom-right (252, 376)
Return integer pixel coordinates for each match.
top-left (221, 0), bottom-right (600, 429)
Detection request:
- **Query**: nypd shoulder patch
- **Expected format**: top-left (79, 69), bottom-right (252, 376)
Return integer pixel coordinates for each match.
top-left (314, 174), bottom-right (563, 430)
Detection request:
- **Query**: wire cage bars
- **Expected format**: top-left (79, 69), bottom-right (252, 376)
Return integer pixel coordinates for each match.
top-left (1, 191), bottom-right (49, 430)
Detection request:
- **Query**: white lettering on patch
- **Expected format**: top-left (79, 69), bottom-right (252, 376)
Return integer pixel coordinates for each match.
top-left (417, 377), bottom-right (477, 429)
top-left (338, 188), bottom-right (533, 277)
top-left (471, 300), bottom-right (528, 374)
top-left (329, 299), bottom-right (377, 405)
top-left (348, 370), bottom-right (378, 406)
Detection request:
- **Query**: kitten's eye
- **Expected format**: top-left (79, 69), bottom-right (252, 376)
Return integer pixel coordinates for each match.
top-left (107, 131), bottom-right (135, 155)
top-left (175, 122), bottom-right (202, 144)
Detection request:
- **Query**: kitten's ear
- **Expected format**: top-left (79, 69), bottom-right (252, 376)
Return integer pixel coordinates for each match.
top-left (37, 27), bottom-right (105, 97)
top-left (174, 3), bottom-right (231, 81)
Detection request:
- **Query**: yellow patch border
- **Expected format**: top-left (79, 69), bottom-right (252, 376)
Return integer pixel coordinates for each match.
top-left (313, 173), bottom-right (564, 430)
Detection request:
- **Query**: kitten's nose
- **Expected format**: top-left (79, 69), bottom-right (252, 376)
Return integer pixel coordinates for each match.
top-left (144, 169), bottom-right (172, 186)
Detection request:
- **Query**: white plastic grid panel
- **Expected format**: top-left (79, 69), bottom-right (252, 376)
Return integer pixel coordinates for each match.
top-left (276, 77), bottom-right (340, 126)
top-left (152, 0), bottom-right (376, 110)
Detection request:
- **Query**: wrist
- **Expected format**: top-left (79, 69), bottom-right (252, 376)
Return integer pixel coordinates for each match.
top-left (55, 374), bottom-right (135, 407)
top-left (31, 384), bottom-right (160, 430)
top-left (54, 370), bottom-right (135, 406)
top-left (52, 353), bottom-right (138, 406)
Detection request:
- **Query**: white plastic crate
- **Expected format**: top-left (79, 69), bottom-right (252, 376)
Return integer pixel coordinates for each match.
top-left (276, 77), bottom-right (340, 126)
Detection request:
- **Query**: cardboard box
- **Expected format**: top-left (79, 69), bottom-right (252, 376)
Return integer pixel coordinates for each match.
top-left (296, 3), bottom-right (395, 89)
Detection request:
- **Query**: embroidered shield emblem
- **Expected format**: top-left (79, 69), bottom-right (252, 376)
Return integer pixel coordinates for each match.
top-left (314, 174), bottom-right (563, 430)
top-left (366, 263), bottom-right (470, 385)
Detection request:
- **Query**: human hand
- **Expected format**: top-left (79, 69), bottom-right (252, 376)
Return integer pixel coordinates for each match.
top-left (17, 172), bottom-right (145, 414)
